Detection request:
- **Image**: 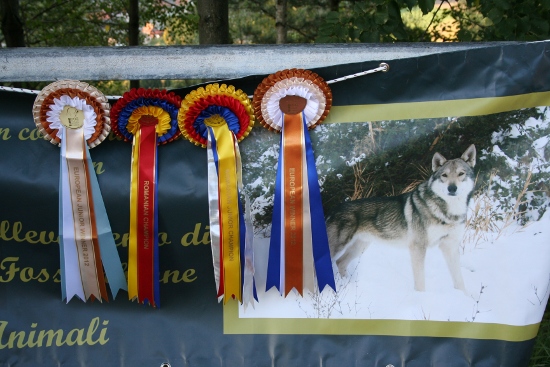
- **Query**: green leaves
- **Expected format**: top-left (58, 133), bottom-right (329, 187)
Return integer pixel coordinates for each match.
top-left (418, 0), bottom-right (435, 14)
top-left (316, 0), bottom-right (414, 43)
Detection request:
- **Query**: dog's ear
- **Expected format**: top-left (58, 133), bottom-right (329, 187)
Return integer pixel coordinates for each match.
top-left (461, 144), bottom-right (476, 167)
top-left (432, 152), bottom-right (446, 172)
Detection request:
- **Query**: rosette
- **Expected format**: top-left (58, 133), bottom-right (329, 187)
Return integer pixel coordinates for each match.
top-left (111, 88), bottom-right (182, 308)
top-left (253, 69), bottom-right (336, 296)
top-left (178, 83), bottom-right (256, 306)
top-left (31, 80), bottom-right (127, 303)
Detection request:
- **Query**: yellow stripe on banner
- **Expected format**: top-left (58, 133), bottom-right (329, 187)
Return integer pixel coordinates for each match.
top-left (212, 124), bottom-right (241, 303)
top-left (324, 91), bottom-right (550, 124)
top-left (223, 302), bottom-right (540, 341)
top-left (128, 129), bottom-right (140, 301)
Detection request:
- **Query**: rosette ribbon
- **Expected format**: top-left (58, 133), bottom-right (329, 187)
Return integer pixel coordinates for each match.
top-left (111, 88), bottom-right (181, 308)
top-left (179, 84), bottom-right (256, 306)
top-left (32, 80), bottom-right (127, 303)
top-left (253, 69), bottom-right (336, 296)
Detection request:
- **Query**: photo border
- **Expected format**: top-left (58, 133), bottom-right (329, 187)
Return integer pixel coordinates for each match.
top-left (225, 92), bottom-right (550, 341)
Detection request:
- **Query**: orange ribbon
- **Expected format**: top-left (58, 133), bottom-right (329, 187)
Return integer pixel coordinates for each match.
top-left (282, 112), bottom-right (304, 295)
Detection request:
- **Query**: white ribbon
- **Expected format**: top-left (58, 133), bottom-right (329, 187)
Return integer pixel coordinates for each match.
top-left (206, 129), bottom-right (222, 301)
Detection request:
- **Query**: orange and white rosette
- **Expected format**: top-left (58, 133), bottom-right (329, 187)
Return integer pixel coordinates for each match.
top-left (179, 83), bottom-right (256, 306)
top-left (253, 69), bottom-right (336, 296)
top-left (32, 80), bottom-right (127, 303)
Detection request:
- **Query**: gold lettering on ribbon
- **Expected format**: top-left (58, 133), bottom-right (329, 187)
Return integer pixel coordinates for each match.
top-left (283, 112), bottom-right (305, 295)
top-left (224, 169), bottom-right (235, 262)
top-left (142, 180), bottom-right (150, 250)
top-left (65, 127), bottom-right (101, 299)
top-left (113, 231), bottom-right (170, 248)
top-left (0, 318), bottom-right (109, 349)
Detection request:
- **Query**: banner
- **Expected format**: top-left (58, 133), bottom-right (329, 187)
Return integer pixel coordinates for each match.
top-left (1, 41), bottom-right (550, 366)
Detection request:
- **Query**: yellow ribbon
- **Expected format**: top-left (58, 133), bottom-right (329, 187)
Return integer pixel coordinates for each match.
top-left (128, 128), bottom-right (141, 301)
top-left (207, 116), bottom-right (242, 303)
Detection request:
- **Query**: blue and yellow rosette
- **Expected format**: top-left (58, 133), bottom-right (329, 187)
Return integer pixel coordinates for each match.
top-left (31, 80), bottom-right (127, 303)
top-left (178, 83), bottom-right (256, 306)
top-left (253, 69), bottom-right (336, 296)
top-left (111, 88), bottom-right (181, 308)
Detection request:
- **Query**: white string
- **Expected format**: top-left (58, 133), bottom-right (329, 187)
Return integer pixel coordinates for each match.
top-left (0, 85), bottom-right (122, 100)
top-left (0, 62), bottom-right (389, 100)
top-left (0, 86), bottom-right (40, 95)
top-left (326, 62), bottom-right (389, 84)
top-left (245, 62), bottom-right (389, 98)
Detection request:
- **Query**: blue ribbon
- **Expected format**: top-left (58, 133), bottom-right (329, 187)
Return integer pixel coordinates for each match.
top-left (153, 146), bottom-right (160, 307)
top-left (86, 147), bottom-right (128, 298)
top-left (302, 116), bottom-right (336, 292)
top-left (58, 151), bottom-right (66, 300)
top-left (266, 133), bottom-right (284, 293)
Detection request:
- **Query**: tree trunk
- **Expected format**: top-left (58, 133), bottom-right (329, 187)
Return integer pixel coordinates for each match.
top-left (197, 0), bottom-right (229, 44)
top-left (275, 0), bottom-right (287, 44)
top-left (128, 0), bottom-right (139, 89)
top-left (0, 0), bottom-right (25, 47)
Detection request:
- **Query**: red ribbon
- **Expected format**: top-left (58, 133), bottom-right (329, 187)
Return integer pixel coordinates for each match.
top-left (136, 122), bottom-right (157, 305)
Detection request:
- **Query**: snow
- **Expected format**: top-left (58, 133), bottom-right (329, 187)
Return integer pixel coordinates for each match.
top-left (240, 211), bottom-right (550, 325)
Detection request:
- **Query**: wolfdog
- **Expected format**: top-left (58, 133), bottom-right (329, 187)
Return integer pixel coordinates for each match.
top-left (326, 145), bottom-right (476, 292)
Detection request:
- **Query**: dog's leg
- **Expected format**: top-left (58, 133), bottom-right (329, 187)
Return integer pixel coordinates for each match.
top-left (409, 241), bottom-right (427, 292)
top-left (335, 236), bottom-right (368, 277)
top-left (439, 237), bottom-right (466, 293)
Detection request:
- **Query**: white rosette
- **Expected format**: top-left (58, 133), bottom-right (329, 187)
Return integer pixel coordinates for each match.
top-left (32, 80), bottom-right (111, 149)
top-left (46, 95), bottom-right (98, 140)
top-left (260, 78), bottom-right (327, 131)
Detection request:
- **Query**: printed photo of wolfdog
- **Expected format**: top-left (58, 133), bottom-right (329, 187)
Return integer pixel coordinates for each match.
top-left (326, 145), bottom-right (476, 293)
top-left (240, 110), bottom-right (550, 324)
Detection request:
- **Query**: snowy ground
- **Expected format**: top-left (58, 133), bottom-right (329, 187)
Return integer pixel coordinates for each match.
top-left (239, 212), bottom-right (550, 326)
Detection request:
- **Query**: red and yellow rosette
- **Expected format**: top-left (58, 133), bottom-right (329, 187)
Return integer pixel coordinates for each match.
top-left (32, 80), bottom-right (127, 303)
top-left (253, 69), bottom-right (336, 296)
top-left (111, 88), bottom-right (181, 308)
top-left (178, 83), bottom-right (256, 306)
